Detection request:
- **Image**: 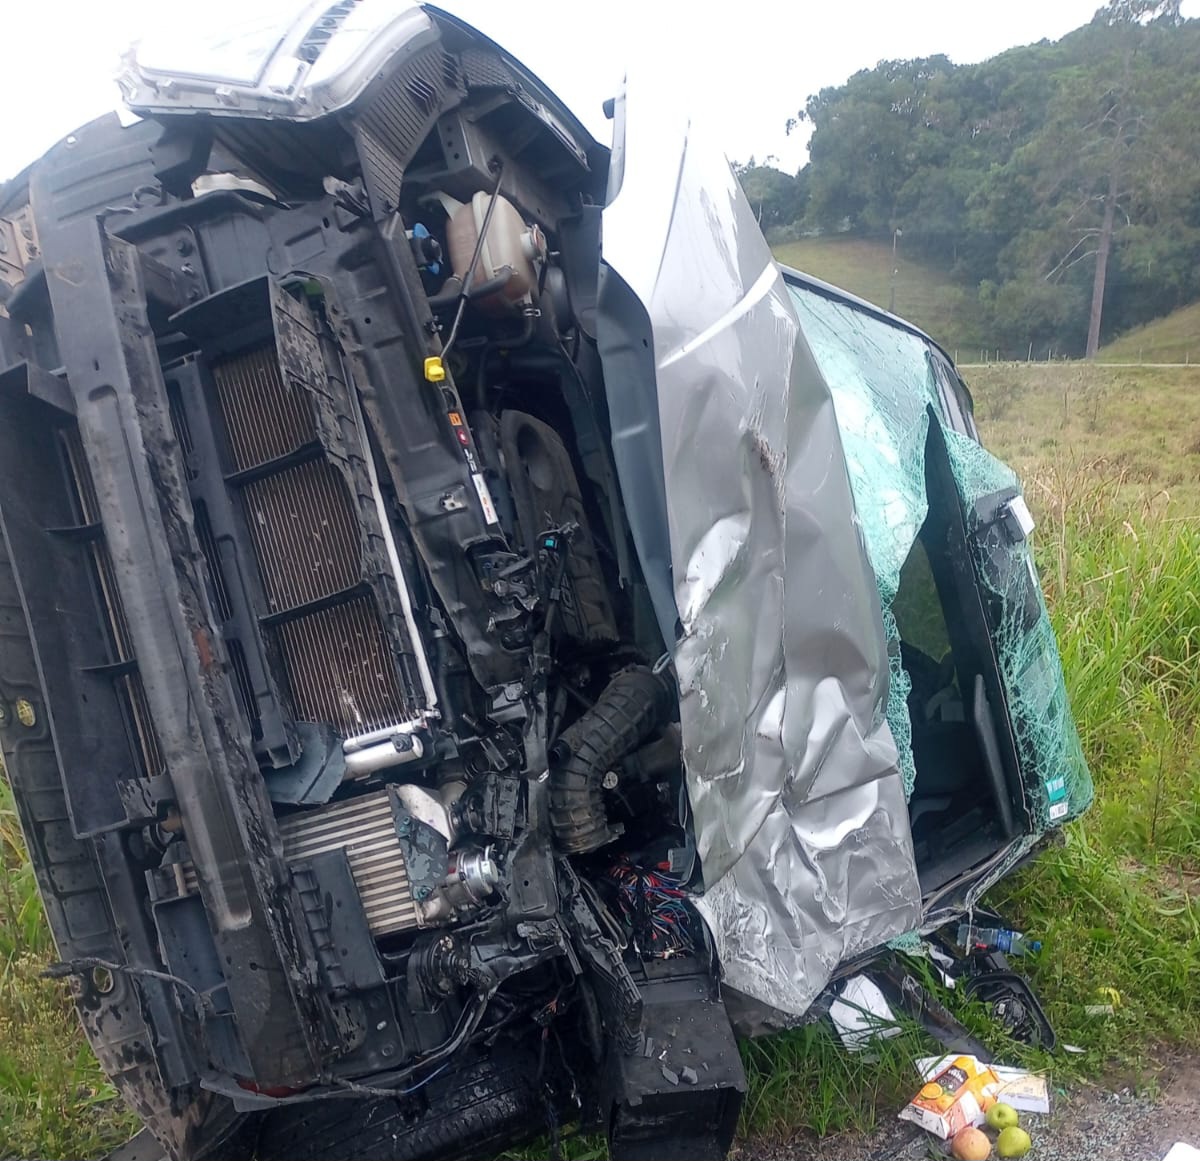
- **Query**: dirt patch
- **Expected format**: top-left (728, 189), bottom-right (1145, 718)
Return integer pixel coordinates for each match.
top-left (743, 1056), bottom-right (1200, 1161)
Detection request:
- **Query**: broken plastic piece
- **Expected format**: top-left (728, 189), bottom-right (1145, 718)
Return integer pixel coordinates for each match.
top-left (1163, 1146), bottom-right (1200, 1161)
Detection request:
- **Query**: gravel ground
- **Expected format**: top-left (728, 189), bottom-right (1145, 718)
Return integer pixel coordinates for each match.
top-left (740, 1055), bottom-right (1200, 1161)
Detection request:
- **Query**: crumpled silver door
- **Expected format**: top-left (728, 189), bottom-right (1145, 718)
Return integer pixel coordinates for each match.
top-left (597, 78), bottom-right (923, 1021)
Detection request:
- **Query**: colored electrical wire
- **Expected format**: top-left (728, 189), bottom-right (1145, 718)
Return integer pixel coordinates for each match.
top-left (604, 860), bottom-right (697, 959)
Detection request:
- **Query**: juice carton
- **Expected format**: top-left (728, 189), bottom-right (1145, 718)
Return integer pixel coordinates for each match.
top-left (898, 1054), bottom-right (1001, 1139)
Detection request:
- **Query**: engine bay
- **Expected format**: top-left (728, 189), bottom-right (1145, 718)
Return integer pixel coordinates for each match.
top-left (0, 15), bottom-right (747, 1152)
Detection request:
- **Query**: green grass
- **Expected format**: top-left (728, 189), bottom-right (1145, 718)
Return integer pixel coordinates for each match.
top-left (967, 363), bottom-right (1200, 1063)
top-left (0, 777), bottom-right (139, 1159)
top-left (772, 235), bottom-right (986, 354)
top-left (1098, 299), bottom-right (1200, 364)
top-left (4, 364), bottom-right (1200, 1157)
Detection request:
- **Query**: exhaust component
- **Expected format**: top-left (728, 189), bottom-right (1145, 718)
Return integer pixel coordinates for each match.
top-left (549, 667), bottom-right (672, 854)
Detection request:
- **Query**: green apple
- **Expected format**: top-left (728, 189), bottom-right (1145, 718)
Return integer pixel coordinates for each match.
top-left (997, 1125), bottom-right (1033, 1158)
top-left (987, 1102), bottom-right (1021, 1132)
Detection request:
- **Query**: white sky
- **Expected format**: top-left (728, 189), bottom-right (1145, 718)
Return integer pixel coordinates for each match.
top-left (3, 0), bottom-right (1197, 183)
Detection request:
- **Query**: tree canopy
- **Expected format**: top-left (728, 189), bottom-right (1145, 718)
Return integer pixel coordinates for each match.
top-left (753, 1), bottom-right (1200, 355)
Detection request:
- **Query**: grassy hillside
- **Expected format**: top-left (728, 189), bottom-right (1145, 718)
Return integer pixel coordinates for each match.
top-left (968, 362), bottom-right (1200, 496)
top-left (772, 235), bottom-right (986, 355)
top-left (1099, 300), bottom-right (1200, 364)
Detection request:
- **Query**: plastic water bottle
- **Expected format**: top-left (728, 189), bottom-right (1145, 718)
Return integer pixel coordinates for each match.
top-left (956, 923), bottom-right (1041, 956)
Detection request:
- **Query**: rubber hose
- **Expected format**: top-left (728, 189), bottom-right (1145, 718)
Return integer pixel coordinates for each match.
top-left (549, 666), bottom-right (672, 854)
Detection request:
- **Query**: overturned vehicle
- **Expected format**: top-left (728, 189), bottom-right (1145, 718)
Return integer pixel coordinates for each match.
top-left (0, 5), bottom-right (1093, 1159)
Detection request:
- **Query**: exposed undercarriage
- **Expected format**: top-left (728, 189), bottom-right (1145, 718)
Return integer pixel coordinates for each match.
top-left (0, 7), bottom-right (1092, 1160)
top-left (0, 12), bottom-right (744, 1159)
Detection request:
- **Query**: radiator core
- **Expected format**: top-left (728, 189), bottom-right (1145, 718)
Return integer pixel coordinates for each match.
top-left (211, 334), bottom-right (419, 738)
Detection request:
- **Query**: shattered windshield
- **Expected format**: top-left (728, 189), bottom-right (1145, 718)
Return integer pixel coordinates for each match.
top-left (788, 281), bottom-right (1092, 826)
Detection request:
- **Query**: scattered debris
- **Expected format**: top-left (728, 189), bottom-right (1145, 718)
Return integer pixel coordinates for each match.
top-left (1085, 986), bottom-right (1123, 1017)
top-left (899, 1055), bottom-right (1001, 1139)
top-left (829, 974), bottom-right (904, 1052)
top-left (917, 1056), bottom-right (1051, 1115)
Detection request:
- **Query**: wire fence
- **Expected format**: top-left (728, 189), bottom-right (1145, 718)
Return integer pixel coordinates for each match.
top-left (956, 348), bottom-right (1194, 368)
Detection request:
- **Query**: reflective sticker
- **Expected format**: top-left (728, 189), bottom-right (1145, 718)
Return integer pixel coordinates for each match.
top-left (1008, 495), bottom-right (1036, 538)
top-left (471, 473), bottom-right (499, 526)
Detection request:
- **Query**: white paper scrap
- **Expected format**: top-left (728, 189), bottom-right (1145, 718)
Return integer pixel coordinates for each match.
top-left (829, 975), bottom-right (903, 1052)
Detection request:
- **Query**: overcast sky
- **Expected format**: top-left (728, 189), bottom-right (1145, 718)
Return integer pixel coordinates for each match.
top-left (3, 0), bottom-right (1197, 183)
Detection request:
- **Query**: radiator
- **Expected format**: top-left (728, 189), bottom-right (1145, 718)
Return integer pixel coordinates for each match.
top-left (207, 289), bottom-right (422, 740)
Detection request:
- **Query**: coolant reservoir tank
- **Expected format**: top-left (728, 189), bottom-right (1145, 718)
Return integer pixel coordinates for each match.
top-left (446, 191), bottom-right (544, 307)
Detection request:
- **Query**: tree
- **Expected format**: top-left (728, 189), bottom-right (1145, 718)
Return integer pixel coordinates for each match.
top-left (792, 8), bottom-right (1200, 355)
top-left (1015, 6), bottom-right (1200, 354)
top-left (795, 56), bottom-right (957, 234)
top-left (733, 161), bottom-right (808, 231)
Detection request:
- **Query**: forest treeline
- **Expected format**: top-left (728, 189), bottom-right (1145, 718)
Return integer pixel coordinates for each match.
top-left (740, 0), bottom-right (1200, 355)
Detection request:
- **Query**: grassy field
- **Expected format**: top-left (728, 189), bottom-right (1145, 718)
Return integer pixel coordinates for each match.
top-left (3, 364), bottom-right (1200, 1157)
top-left (961, 365), bottom-right (1200, 1055)
top-left (772, 235), bottom-right (986, 355)
top-left (1098, 300), bottom-right (1200, 365)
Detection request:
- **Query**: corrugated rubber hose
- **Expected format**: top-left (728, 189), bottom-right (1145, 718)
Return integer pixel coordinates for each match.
top-left (549, 666), bottom-right (672, 854)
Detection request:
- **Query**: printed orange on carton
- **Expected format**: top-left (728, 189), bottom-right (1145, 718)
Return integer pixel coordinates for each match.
top-left (898, 1055), bottom-right (1001, 1139)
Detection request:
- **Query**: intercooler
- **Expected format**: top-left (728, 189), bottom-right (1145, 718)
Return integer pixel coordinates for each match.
top-left (183, 789), bottom-right (420, 936)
